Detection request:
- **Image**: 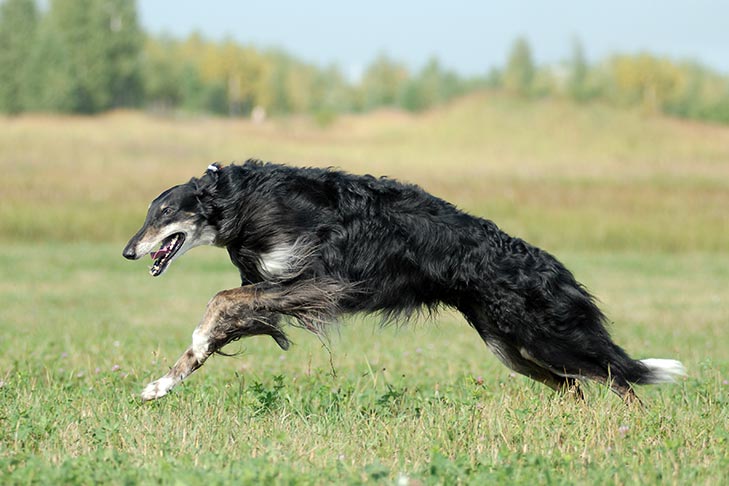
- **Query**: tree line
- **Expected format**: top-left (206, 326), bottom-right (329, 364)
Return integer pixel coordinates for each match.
top-left (1, 0), bottom-right (728, 124)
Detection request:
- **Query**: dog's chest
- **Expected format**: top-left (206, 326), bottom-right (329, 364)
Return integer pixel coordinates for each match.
top-left (228, 241), bottom-right (302, 284)
top-left (257, 245), bottom-right (296, 277)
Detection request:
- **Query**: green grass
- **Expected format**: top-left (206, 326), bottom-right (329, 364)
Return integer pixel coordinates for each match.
top-left (1, 93), bottom-right (729, 483)
top-left (1, 244), bottom-right (728, 484)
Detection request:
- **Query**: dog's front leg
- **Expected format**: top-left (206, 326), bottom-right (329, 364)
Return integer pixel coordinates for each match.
top-left (140, 286), bottom-right (288, 401)
top-left (140, 346), bottom-right (203, 401)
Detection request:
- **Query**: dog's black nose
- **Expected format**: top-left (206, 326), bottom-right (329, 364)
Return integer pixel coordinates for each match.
top-left (122, 246), bottom-right (137, 260)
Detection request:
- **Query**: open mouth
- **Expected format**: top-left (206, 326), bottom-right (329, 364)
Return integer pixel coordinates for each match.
top-left (149, 233), bottom-right (185, 276)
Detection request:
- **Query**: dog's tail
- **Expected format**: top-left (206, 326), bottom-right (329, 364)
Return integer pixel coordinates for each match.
top-left (632, 358), bottom-right (687, 384)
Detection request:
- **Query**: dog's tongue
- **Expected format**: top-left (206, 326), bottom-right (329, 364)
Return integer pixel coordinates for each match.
top-left (150, 248), bottom-right (169, 260)
top-left (151, 245), bottom-right (171, 260)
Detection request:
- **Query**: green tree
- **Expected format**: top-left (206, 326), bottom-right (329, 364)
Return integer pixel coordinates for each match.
top-left (503, 37), bottom-right (535, 96)
top-left (225, 42), bottom-right (268, 116)
top-left (484, 67), bottom-right (502, 89)
top-left (399, 79), bottom-right (427, 112)
top-left (0, 0), bottom-right (38, 113)
top-left (142, 36), bottom-right (184, 111)
top-left (104, 0), bottom-right (144, 107)
top-left (49, 0), bottom-right (110, 112)
top-left (45, 0), bottom-right (142, 113)
top-left (309, 64), bottom-right (353, 122)
top-left (265, 51), bottom-right (296, 114)
top-left (401, 58), bottom-right (464, 112)
top-left (566, 37), bottom-right (589, 101)
top-left (21, 13), bottom-right (75, 111)
top-left (608, 53), bottom-right (683, 112)
top-left (361, 53), bottom-right (409, 109)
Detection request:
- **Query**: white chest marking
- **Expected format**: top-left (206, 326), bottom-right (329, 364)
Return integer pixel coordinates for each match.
top-left (258, 244), bottom-right (297, 277)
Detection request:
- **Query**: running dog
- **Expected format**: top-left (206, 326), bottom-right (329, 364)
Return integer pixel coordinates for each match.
top-left (123, 160), bottom-right (685, 402)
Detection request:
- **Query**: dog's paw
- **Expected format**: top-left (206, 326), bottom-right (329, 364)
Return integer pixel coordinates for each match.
top-left (140, 376), bottom-right (175, 401)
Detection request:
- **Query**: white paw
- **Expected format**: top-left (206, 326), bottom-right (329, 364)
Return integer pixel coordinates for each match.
top-left (140, 376), bottom-right (175, 401)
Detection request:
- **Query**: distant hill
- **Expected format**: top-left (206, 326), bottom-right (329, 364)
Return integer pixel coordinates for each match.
top-left (1, 92), bottom-right (728, 250)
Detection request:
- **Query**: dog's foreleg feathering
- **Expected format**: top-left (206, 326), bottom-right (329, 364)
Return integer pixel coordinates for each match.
top-left (140, 279), bottom-right (347, 401)
top-left (141, 287), bottom-right (283, 401)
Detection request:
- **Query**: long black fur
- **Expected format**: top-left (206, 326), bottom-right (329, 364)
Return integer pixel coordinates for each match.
top-left (139, 160), bottom-right (675, 397)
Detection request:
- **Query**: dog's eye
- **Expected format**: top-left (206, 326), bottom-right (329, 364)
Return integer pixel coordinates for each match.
top-left (161, 207), bottom-right (174, 216)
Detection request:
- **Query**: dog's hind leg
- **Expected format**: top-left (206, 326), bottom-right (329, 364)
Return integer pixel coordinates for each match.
top-left (484, 338), bottom-right (585, 399)
top-left (518, 343), bottom-right (644, 405)
top-left (459, 305), bottom-right (584, 399)
top-left (583, 371), bottom-right (642, 406)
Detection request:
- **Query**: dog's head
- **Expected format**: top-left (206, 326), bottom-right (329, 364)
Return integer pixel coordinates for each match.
top-left (122, 164), bottom-right (221, 276)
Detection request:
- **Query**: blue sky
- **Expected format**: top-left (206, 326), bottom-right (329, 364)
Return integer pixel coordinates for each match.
top-left (138, 1), bottom-right (729, 79)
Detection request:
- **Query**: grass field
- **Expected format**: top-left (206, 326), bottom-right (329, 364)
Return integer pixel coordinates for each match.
top-left (1, 93), bottom-right (729, 484)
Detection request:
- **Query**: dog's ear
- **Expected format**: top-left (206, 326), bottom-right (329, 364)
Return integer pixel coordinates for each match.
top-left (187, 163), bottom-right (224, 218)
top-left (191, 162), bottom-right (223, 197)
top-left (200, 162), bottom-right (222, 191)
top-left (205, 162), bottom-right (222, 177)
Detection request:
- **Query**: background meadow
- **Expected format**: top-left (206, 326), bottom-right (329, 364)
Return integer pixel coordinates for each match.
top-left (1, 94), bottom-right (729, 483)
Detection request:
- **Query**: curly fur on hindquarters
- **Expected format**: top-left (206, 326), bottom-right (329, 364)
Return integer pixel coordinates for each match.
top-left (124, 159), bottom-right (685, 401)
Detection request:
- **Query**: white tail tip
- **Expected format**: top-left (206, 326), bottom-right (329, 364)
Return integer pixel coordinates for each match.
top-left (640, 358), bottom-right (687, 383)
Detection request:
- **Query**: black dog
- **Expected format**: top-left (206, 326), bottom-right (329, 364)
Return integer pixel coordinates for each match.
top-left (123, 160), bottom-right (685, 402)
